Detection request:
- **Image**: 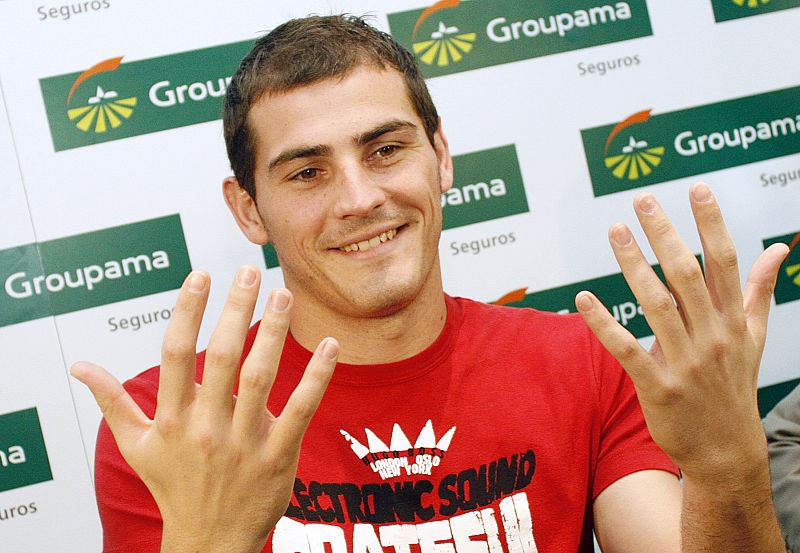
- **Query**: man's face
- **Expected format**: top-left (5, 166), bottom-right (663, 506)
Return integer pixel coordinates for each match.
top-left (244, 66), bottom-right (453, 318)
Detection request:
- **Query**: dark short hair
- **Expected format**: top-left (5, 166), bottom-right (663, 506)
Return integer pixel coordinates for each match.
top-left (223, 14), bottom-right (440, 199)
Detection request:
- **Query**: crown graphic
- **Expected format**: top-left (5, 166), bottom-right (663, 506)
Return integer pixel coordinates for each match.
top-left (340, 420), bottom-right (456, 465)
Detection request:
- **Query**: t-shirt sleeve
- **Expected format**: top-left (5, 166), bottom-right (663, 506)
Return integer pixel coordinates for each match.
top-left (588, 330), bottom-right (680, 500)
top-left (95, 377), bottom-right (163, 553)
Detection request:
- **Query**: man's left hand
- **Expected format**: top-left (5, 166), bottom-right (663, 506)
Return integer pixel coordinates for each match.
top-left (575, 182), bottom-right (788, 480)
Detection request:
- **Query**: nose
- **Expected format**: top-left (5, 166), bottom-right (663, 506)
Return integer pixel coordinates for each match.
top-left (331, 162), bottom-right (387, 219)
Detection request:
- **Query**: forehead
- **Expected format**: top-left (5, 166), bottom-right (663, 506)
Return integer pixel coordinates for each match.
top-left (247, 67), bottom-right (422, 161)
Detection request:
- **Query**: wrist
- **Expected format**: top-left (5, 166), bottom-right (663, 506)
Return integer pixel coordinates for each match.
top-left (679, 421), bottom-right (769, 486)
top-left (160, 520), bottom-right (268, 553)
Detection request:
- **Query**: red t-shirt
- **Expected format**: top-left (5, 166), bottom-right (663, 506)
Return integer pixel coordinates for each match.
top-left (95, 296), bottom-right (678, 553)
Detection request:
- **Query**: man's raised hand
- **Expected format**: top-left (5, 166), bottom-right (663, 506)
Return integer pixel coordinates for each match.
top-left (71, 267), bottom-right (338, 553)
top-left (575, 183), bottom-right (788, 479)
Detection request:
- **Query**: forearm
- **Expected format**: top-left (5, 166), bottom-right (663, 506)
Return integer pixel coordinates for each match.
top-left (681, 438), bottom-right (785, 553)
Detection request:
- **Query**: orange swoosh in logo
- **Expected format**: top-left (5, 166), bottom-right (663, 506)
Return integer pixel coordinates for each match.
top-left (604, 109), bottom-right (652, 156)
top-left (491, 288), bottom-right (528, 306)
top-left (412, 0), bottom-right (462, 38)
top-left (67, 56), bottom-right (124, 105)
top-left (787, 232), bottom-right (800, 255)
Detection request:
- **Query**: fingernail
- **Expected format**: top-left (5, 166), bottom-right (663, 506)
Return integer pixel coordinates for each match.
top-left (237, 266), bottom-right (257, 288)
top-left (186, 271), bottom-right (206, 293)
top-left (692, 182), bottom-right (712, 203)
top-left (611, 224), bottom-right (633, 246)
top-left (322, 338), bottom-right (339, 360)
top-left (576, 293), bottom-right (593, 311)
top-left (637, 194), bottom-right (657, 214)
top-left (269, 289), bottom-right (291, 312)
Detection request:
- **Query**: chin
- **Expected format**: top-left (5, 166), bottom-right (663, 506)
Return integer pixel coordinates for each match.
top-left (340, 279), bottom-right (423, 318)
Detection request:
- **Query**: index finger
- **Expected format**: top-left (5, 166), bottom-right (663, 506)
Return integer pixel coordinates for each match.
top-left (269, 338), bottom-right (338, 458)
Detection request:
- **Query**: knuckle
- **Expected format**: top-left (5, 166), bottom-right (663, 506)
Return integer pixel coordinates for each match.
top-left (161, 340), bottom-right (192, 365)
top-left (706, 334), bottom-right (731, 362)
top-left (616, 341), bottom-right (639, 363)
top-left (288, 397), bottom-right (316, 422)
top-left (726, 312), bottom-right (748, 334)
top-left (261, 314), bottom-right (289, 337)
top-left (189, 423), bottom-right (220, 453)
top-left (226, 290), bottom-right (254, 312)
top-left (646, 293), bottom-right (675, 315)
top-left (651, 217), bottom-right (673, 237)
top-left (239, 368), bottom-right (271, 392)
top-left (714, 244), bottom-right (739, 270)
top-left (652, 378), bottom-right (685, 406)
top-left (156, 413), bottom-right (181, 436)
top-left (205, 346), bottom-right (241, 368)
top-left (673, 258), bottom-right (703, 284)
top-left (703, 205), bottom-right (725, 227)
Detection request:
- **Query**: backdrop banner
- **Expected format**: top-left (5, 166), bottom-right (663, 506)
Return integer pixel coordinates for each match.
top-left (0, 1), bottom-right (799, 551)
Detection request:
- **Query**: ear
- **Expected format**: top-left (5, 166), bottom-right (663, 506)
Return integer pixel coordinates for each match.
top-left (433, 117), bottom-right (453, 194)
top-left (223, 176), bottom-right (270, 245)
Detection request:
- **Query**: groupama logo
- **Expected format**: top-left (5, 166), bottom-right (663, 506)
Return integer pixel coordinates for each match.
top-left (387, 1), bottom-right (653, 78)
top-left (411, 0), bottom-right (477, 68)
top-left (582, 85), bottom-right (800, 196)
top-left (764, 230), bottom-right (800, 305)
top-left (732, 0), bottom-right (770, 7)
top-left (40, 41), bottom-right (253, 151)
top-left (785, 233), bottom-right (800, 285)
top-left (712, 0), bottom-right (799, 21)
top-left (66, 57), bottom-right (137, 134)
top-left (603, 110), bottom-right (666, 181)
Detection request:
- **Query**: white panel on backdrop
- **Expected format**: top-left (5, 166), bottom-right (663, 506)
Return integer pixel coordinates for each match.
top-left (1, 1), bottom-right (800, 552)
top-left (0, 83), bottom-right (102, 551)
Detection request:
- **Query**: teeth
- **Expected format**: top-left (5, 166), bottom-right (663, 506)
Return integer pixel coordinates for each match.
top-left (340, 228), bottom-right (397, 252)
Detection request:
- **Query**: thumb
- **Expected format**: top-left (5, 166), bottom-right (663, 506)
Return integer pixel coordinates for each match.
top-left (71, 361), bottom-right (149, 444)
top-left (742, 242), bottom-right (790, 345)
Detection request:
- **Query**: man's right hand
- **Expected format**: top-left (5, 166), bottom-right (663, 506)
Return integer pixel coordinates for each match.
top-left (71, 266), bottom-right (338, 553)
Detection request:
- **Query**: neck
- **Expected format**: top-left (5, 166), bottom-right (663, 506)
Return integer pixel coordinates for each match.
top-left (287, 268), bottom-right (448, 365)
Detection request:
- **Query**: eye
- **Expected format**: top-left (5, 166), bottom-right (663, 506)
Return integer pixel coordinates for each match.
top-left (293, 167), bottom-right (319, 180)
top-left (375, 145), bottom-right (398, 158)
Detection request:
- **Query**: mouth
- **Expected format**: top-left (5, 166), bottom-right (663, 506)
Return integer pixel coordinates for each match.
top-left (338, 227), bottom-right (399, 253)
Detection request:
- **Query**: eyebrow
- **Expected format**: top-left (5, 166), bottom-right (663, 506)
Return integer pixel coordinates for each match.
top-left (267, 119), bottom-right (419, 172)
top-left (354, 119), bottom-right (418, 146)
top-left (268, 144), bottom-right (332, 172)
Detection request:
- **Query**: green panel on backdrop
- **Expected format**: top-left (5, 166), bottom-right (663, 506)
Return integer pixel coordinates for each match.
top-left (763, 230), bottom-right (800, 305)
top-left (502, 256), bottom-right (703, 339)
top-left (261, 145), bottom-right (528, 269)
top-left (443, 144), bottom-right (528, 230)
top-left (759, 378), bottom-right (800, 417)
top-left (40, 41), bottom-right (253, 151)
top-left (0, 215), bottom-right (192, 327)
top-left (0, 408), bottom-right (53, 493)
top-left (711, 0), bottom-right (800, 22)
top-left (0, 244), bottom-right (51, 327)
top-left (387, 0), bottom-right (652, 78)
top-left (582, 86), bottom-right (800, 197)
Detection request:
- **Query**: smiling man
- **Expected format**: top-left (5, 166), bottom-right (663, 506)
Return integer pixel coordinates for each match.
top-left (72, 15), bottom-right (788, 553)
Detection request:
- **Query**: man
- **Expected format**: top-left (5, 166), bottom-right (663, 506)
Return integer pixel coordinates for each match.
top-left (766, 384), bottom-right (800, 551)
top-left (71, 15), bottom-right (789, 553)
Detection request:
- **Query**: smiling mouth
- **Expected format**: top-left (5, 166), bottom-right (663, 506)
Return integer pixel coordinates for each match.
top-left (339, 228), bottom-right (398, 253)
